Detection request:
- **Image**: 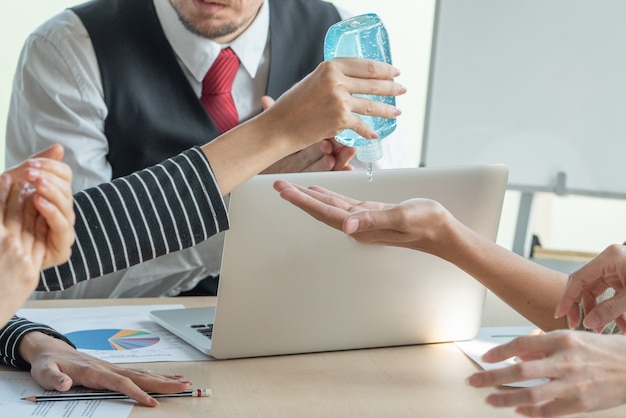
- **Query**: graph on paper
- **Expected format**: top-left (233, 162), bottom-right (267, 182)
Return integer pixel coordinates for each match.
top-left (65, 329), bottom-right (161, 351)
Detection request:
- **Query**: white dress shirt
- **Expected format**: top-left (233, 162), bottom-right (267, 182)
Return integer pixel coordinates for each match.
top-left (6, 0), bottom-right (414, 298)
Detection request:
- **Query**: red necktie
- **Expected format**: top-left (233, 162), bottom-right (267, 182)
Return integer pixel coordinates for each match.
top-left (201, 48), bottom-right (240, 133)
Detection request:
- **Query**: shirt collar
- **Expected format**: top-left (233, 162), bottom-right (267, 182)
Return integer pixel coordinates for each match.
top-left (153, 0), bottom-right (269, 82)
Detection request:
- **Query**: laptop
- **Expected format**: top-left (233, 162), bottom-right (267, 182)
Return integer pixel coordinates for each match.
top-left (151, 165), bottom-right (508, 359)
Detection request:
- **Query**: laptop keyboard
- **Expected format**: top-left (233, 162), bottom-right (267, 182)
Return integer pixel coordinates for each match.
top-left (190, 323), bottom-right (213, 339)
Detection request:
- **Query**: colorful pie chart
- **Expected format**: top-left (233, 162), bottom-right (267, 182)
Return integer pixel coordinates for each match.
top-left (65, 329), bottom-right (160, 351)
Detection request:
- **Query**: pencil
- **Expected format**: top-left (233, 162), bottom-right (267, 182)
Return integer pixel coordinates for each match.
top-left (21, 388), bottom-right (211, 402)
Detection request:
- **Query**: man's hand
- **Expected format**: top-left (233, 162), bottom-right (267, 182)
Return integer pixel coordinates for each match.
top-left (258, 95), bottom-right (356, 173)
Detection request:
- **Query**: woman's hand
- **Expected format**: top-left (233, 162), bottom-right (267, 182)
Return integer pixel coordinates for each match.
top-left (20, 332), bottom-right (192, 407)
top-left (468, 330), bottom-right (626, 417)
top-left (555, 244), bottom-right (626, 331)
top-left (5, 144), bottom-right (75, 270)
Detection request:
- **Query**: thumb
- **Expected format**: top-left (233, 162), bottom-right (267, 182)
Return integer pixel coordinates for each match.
top-left (260, 95), bottom-right (275, 111)
top-left (344, 216), bottom-right (361, 235)
top-left (33, 365), bottom-right (74, 392)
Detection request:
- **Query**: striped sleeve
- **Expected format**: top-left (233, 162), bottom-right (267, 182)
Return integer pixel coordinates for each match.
top-left (0, 316), bottom-right (75, 369)
top-left (38, 147), bottom-right (230, 291)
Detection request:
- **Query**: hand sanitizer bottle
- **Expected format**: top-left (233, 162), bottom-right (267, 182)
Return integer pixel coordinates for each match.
top-left (324, 13), bottom-right (396, 164)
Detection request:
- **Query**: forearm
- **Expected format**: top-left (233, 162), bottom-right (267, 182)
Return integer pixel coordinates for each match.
top-left (38, 147), bottom-right (229, 291)
top-left (201, 114), bottom-right (294, 195)
top-left (435, 218), bottom-right (569, 331)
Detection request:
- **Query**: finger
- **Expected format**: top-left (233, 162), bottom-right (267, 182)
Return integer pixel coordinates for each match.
top-left (277, 186), bottom-right (351, 230)
top-left (564, 304), bottom-right (582, 330)
top-left (0, 174), bottom-right (13, 224)
top-left (5, 181), bottom-right (28, 236)
top-left (331, 57), bottom-right (400, 81)
top-left (468, 358), bottom-right (554, 389)
top-left (4, 145), bottom-right (66, 179)
top-left (290, 141), bottom-right (336, 172)
top-left (583, 293), bottom-right (626, 330)
top-left (297, 154), bottom-right (338, 172)
top-left (24, 159), bottom-right (73, 185)
top-left (484, 380), bottom-right (570, 412)
top-left (278, 182), bottom-right (362, 209)
top-left (31, 214), bottom-right (48, 266)
top-left (481, 335), bottom-right (550, 363)
top-left (84, 367), bottom-right (193, 407)
top-left (343, 206), bottom-right (408, 237)
top-left (115, 368), bottom-right (193, 394)
top-left (515, 398), bottom-right (592, 418)
top-left (260, 95), bottom-right (275, 111)
top-left (30, 173), bottom-right (75, 227)
top-left (555, 246), bottom-right (626, 318)
top-left (34, 194), bottom-right (74, 236)
top-left (85, 370), bottom-right (161, 407)
top-left (342, 98), bottom-right (401, 140)
top-left (306, 185), bottom-right (364, 207)
top-left (331, 145), bottom-right (357, 170)
top-left (29, 144), bottom-right (65, 161)
top-left (21, 193), bottom-right (41, 250)
top-left (555, 273), bottom-right (600, 319)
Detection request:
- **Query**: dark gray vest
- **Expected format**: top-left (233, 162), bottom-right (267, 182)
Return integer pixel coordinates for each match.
top-left (72, 0), bottom-right (340, 178)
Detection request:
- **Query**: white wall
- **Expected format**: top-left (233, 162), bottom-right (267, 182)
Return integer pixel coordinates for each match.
top-left (2, 0), bottom-right (623, 254)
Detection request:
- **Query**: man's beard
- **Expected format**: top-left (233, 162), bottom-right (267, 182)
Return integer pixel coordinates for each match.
top-left (176, 15), bottom-right (239, 40)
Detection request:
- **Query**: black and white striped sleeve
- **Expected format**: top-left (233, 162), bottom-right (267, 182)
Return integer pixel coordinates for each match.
top-left (0, 316), bottom-right (75, 369)
top-left (38, 147), bottom-right (230, 292)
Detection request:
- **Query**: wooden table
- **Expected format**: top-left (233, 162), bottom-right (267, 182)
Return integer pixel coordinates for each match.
top-left (6, 293), bottom-right (626, 417)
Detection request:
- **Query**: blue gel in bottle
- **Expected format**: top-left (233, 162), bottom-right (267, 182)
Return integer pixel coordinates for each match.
top-left (323, 13), bottom-right (396, 163)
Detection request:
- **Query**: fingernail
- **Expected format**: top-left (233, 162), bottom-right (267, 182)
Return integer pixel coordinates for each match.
top-left (486, 394), bottom-right (502, 407)
top-left (55, 376), bottom-right (71, 391)
top-left (583, 312), bottom-right (601, 329)
top-left (18, 181), bottom-right (29, 202)
top-left (27, 159), bottom-right (42, 168)
top-left (394, 107), bottom-right (402, 116)
top-left (25, 168), bottom-right (41, 179)
top-left (467, 373), bottom-right (483, 387)
top-left (345, 218), bottom-right (359, 234)
top-left (148, 397), bottom-right (160, 406)
top-left (37, 196), bottom-right (51, 207)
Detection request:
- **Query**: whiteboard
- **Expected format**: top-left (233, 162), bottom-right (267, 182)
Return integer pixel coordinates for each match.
top-left (422, 0), bottom-right (626, 197)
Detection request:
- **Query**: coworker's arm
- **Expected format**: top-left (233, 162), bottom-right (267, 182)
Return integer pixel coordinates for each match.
top-left (0, 151), bottom-right (75, 325)
top-left (19, 330), bottom-right (190, 407)
top-left (204, 58), bottom-right (403, 195)
top-left (0, 317), bottom-right (190, 407)
top-left (0, 316), bottom-right (74, 369)
top-left (38, 147), bottom-right (226, 291)
top-left (273, 181), bottom-right (567, 331)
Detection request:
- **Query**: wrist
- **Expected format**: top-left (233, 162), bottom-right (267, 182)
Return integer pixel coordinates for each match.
top-left (18, 331), bottom-right (53, 365)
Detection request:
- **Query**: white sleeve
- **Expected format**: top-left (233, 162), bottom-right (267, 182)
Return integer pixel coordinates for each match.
top-left (5, 10), bottom-right (112, 191)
